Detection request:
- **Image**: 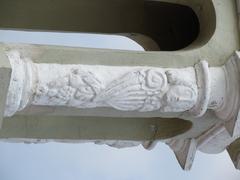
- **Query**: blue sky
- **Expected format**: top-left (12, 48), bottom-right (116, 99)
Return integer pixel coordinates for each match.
top-left (0, 30), bottom-right (239, 180)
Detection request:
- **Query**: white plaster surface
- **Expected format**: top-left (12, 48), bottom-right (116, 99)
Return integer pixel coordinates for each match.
top-left (5, 50), bottom-right (198, 117)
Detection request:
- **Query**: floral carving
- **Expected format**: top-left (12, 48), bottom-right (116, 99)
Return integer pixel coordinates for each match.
top-left (33, 67), bottom-right (197, 113)
top-left (143, 69), bottom-right (167, 92)
top-left (5, 50), bottom-right (200, 117)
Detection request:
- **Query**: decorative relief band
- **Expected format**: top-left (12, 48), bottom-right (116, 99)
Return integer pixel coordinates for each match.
top-left (5, 51), bottom-right (199, 117)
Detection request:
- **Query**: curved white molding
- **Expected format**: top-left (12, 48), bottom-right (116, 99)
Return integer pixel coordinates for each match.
top-left (189, 60), bottom-right (210, 117)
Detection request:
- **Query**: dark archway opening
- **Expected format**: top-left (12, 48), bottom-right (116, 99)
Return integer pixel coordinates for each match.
top-left (144, 1), bottom-right (200, 51)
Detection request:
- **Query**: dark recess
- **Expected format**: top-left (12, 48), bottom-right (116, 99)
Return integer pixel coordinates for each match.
top-left (144, 1), bottom-right (200, 51)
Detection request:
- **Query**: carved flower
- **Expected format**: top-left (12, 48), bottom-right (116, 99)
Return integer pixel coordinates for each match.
top-left (40, 86), bottom-right (75, 105)
top-left (142, 69), bottom-right (167, 93)
top-left (58, 86), bottom-right (75, 101)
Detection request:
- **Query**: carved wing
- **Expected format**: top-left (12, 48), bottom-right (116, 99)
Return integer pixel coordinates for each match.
top-left (96, 69), bottom-right (167, 112)
top-left (97, 71), bottom-right (147, 111)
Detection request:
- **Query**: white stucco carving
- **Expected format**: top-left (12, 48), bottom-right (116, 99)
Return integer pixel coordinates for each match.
top-left (4, 50), bottom-right (199, 117)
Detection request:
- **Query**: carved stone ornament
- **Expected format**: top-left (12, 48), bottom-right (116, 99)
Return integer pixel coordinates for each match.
top-left (5, 50), bottom-right (200, 117)
top-left (4, 50), bottom-right (240, 171)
